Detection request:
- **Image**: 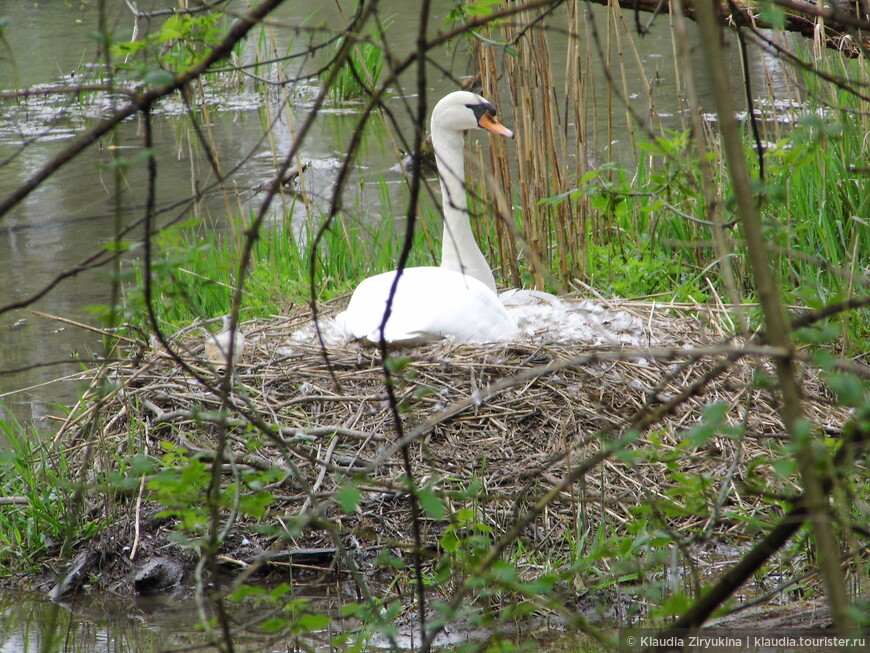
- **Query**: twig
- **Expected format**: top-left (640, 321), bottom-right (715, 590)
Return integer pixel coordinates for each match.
top-left (31, 310), bottom-right (141, 345)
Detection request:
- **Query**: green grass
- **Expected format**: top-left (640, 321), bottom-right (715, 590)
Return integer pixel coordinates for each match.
top-left (120, 200), bottom-right (443, 332)
top-left (321, 23), bottom-right (386, 101)
top-left (536, 102), bottom-right (869, 345)
top-left (0, 409), bottom-right (86, 572)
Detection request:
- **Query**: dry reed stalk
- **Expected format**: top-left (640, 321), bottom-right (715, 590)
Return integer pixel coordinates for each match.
top-left (473, 0), bottom-right (700, 291)
top-left (191, 77), bottom-right (240, 241)
top-left (476, 37), bottom-right (521, 286)
top-left (608, 1), bottom-right (638, 156)
top-left (568, 0), bottom-right (594, 279)
top-left (475, 3), bottom-right (578, 289)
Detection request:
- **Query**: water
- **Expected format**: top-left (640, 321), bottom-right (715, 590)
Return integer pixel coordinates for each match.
top-left (0, 2), bottom-right (796, 648)
top-left (0, 589), bottom-right (198, 653)
top-left (0, 587), bottom-right (342, 652)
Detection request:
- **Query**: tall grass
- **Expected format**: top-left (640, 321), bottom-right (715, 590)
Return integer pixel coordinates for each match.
top-left (0, 409), bottom-right (94, 572)
top-left (321, 23), bottom-right (386, 101)
top-left (466, 0), bottom-right (868, 343)
top-left (762, 45), bottom-right (870, 351)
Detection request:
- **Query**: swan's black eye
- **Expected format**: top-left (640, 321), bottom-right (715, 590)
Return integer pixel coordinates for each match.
top-left (466, 102), bottom-right (497, 121)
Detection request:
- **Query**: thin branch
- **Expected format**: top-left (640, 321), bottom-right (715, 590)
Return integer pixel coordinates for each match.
top-left (695, 0), bottom-right (855, 631)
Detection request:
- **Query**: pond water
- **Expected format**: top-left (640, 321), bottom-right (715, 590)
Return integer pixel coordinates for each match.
top-left (0, 588), bottom-right (205, 652)
top-left (0, 1), bottom-right (799, 649)
top-left (0, 586), bottom-right (357, 653)
top-left (0, 586), bottom-right (606, 653)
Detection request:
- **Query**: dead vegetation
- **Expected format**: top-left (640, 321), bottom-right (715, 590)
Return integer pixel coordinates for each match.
top-left (47, 298), bottom-right (851, 615)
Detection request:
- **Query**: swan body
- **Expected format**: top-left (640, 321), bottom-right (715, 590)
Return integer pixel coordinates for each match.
top-left (336, 91), bottom-right (517, 345)
top-left (335, 267), bottom-right (517, 344)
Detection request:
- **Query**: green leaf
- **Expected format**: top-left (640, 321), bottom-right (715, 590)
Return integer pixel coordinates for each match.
top-left (758, 0), bottom-right (786, 29)
top-left (614, 447), bottom-right (643, 464)
top-left (239, 491), bottom-right (274, 519)
top-left (812, 349), bottom-right (838, 372)
top-left (129, 455), bottom-right (154, 475)
top-left (454, 507), bottom-right (475, 523)
top-left (771, 457), bottom-right (796, 478)
top-left (294, 613), bottom-right (331, 632)
top-left (517, 575), bottom-right (556, 596)
top-left (418, 487), bottom-right (445, 519)
top-left (101, 240), bottom-right (133, 252)
top-left (792, 418), bottom-right (813, 445)
top-left (658, 592), bottom-right (692, 617)
top-left (440, 527), bottom-right (459, 553)
top-left (826, 373), bottom-right (865, 407)
top-left (259, 617), bottom-right (288, 633)
top-left (229, 585), bottom-right (265, 601)
top-left (336, 483), bottom-right (362, 514)
top-left (385, 356), bottom-right (411, 374)
top-left (467, 0), bottom-right (502, 17)
top-left (269, 582), bottom-right (293, 600)
top-left (684, 424), bottom-right (713, 447)
top-left (752, 370), bottom-right (774, 389)
top-left (793, 325), bottom-right (838, 344)
top-left (702, 401), bottom-right (730, 424)
top-left (490, 560), bottom-right (517, 584)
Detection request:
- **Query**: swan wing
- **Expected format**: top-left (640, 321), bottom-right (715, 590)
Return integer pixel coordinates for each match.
top-left (336, 268), bottom-right (517, 344)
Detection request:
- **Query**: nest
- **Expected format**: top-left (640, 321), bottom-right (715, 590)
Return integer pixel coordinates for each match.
top-left (54, 298), bottom-right (849, 598)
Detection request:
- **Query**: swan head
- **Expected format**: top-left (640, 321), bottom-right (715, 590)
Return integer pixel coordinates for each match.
top-left (431, 91), bottom-right (514, 139)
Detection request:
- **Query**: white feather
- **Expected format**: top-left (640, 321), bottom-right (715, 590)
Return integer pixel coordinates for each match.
top-left (335, 267), bottom-right (518, 344)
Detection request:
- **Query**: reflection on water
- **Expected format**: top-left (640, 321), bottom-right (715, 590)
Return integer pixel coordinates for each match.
top-left (1, 586), bottom-right (351, 653)
top-left (0, 589), bottom-right (202, 653)
top-left (0, 588), bottom-right (603, 653)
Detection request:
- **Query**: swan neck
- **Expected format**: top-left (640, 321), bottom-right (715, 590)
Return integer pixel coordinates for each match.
top-left (432, 129), bottom-right (497, 293)
top-left (433, 130), bottom-right (468, 212)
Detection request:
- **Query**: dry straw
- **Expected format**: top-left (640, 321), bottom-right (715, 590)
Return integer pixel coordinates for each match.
top-left (56, 298), bottom-right (850, 592)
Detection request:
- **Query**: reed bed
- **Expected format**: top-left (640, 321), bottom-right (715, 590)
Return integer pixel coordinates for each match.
top-left (50, 298), bottom-right (852, 604)
top-left (464, 0), bottom-right (868, 353)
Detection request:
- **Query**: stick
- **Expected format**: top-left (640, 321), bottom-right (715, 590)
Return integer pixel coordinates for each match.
top-left (31, 310), bottom-right (140, 345)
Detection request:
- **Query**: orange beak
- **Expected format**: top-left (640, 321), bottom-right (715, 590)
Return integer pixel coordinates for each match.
top-left (478, 112), bottom-right (514, 139)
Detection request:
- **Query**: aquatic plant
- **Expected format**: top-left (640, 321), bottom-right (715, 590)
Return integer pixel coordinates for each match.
top-left (321, 22), bottom-right (387, 101)
top-left (112, 11), bottom-right (229, 82)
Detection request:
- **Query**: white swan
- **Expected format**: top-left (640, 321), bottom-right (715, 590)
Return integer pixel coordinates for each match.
top-left (335, 91), bottom-right (519, 344)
